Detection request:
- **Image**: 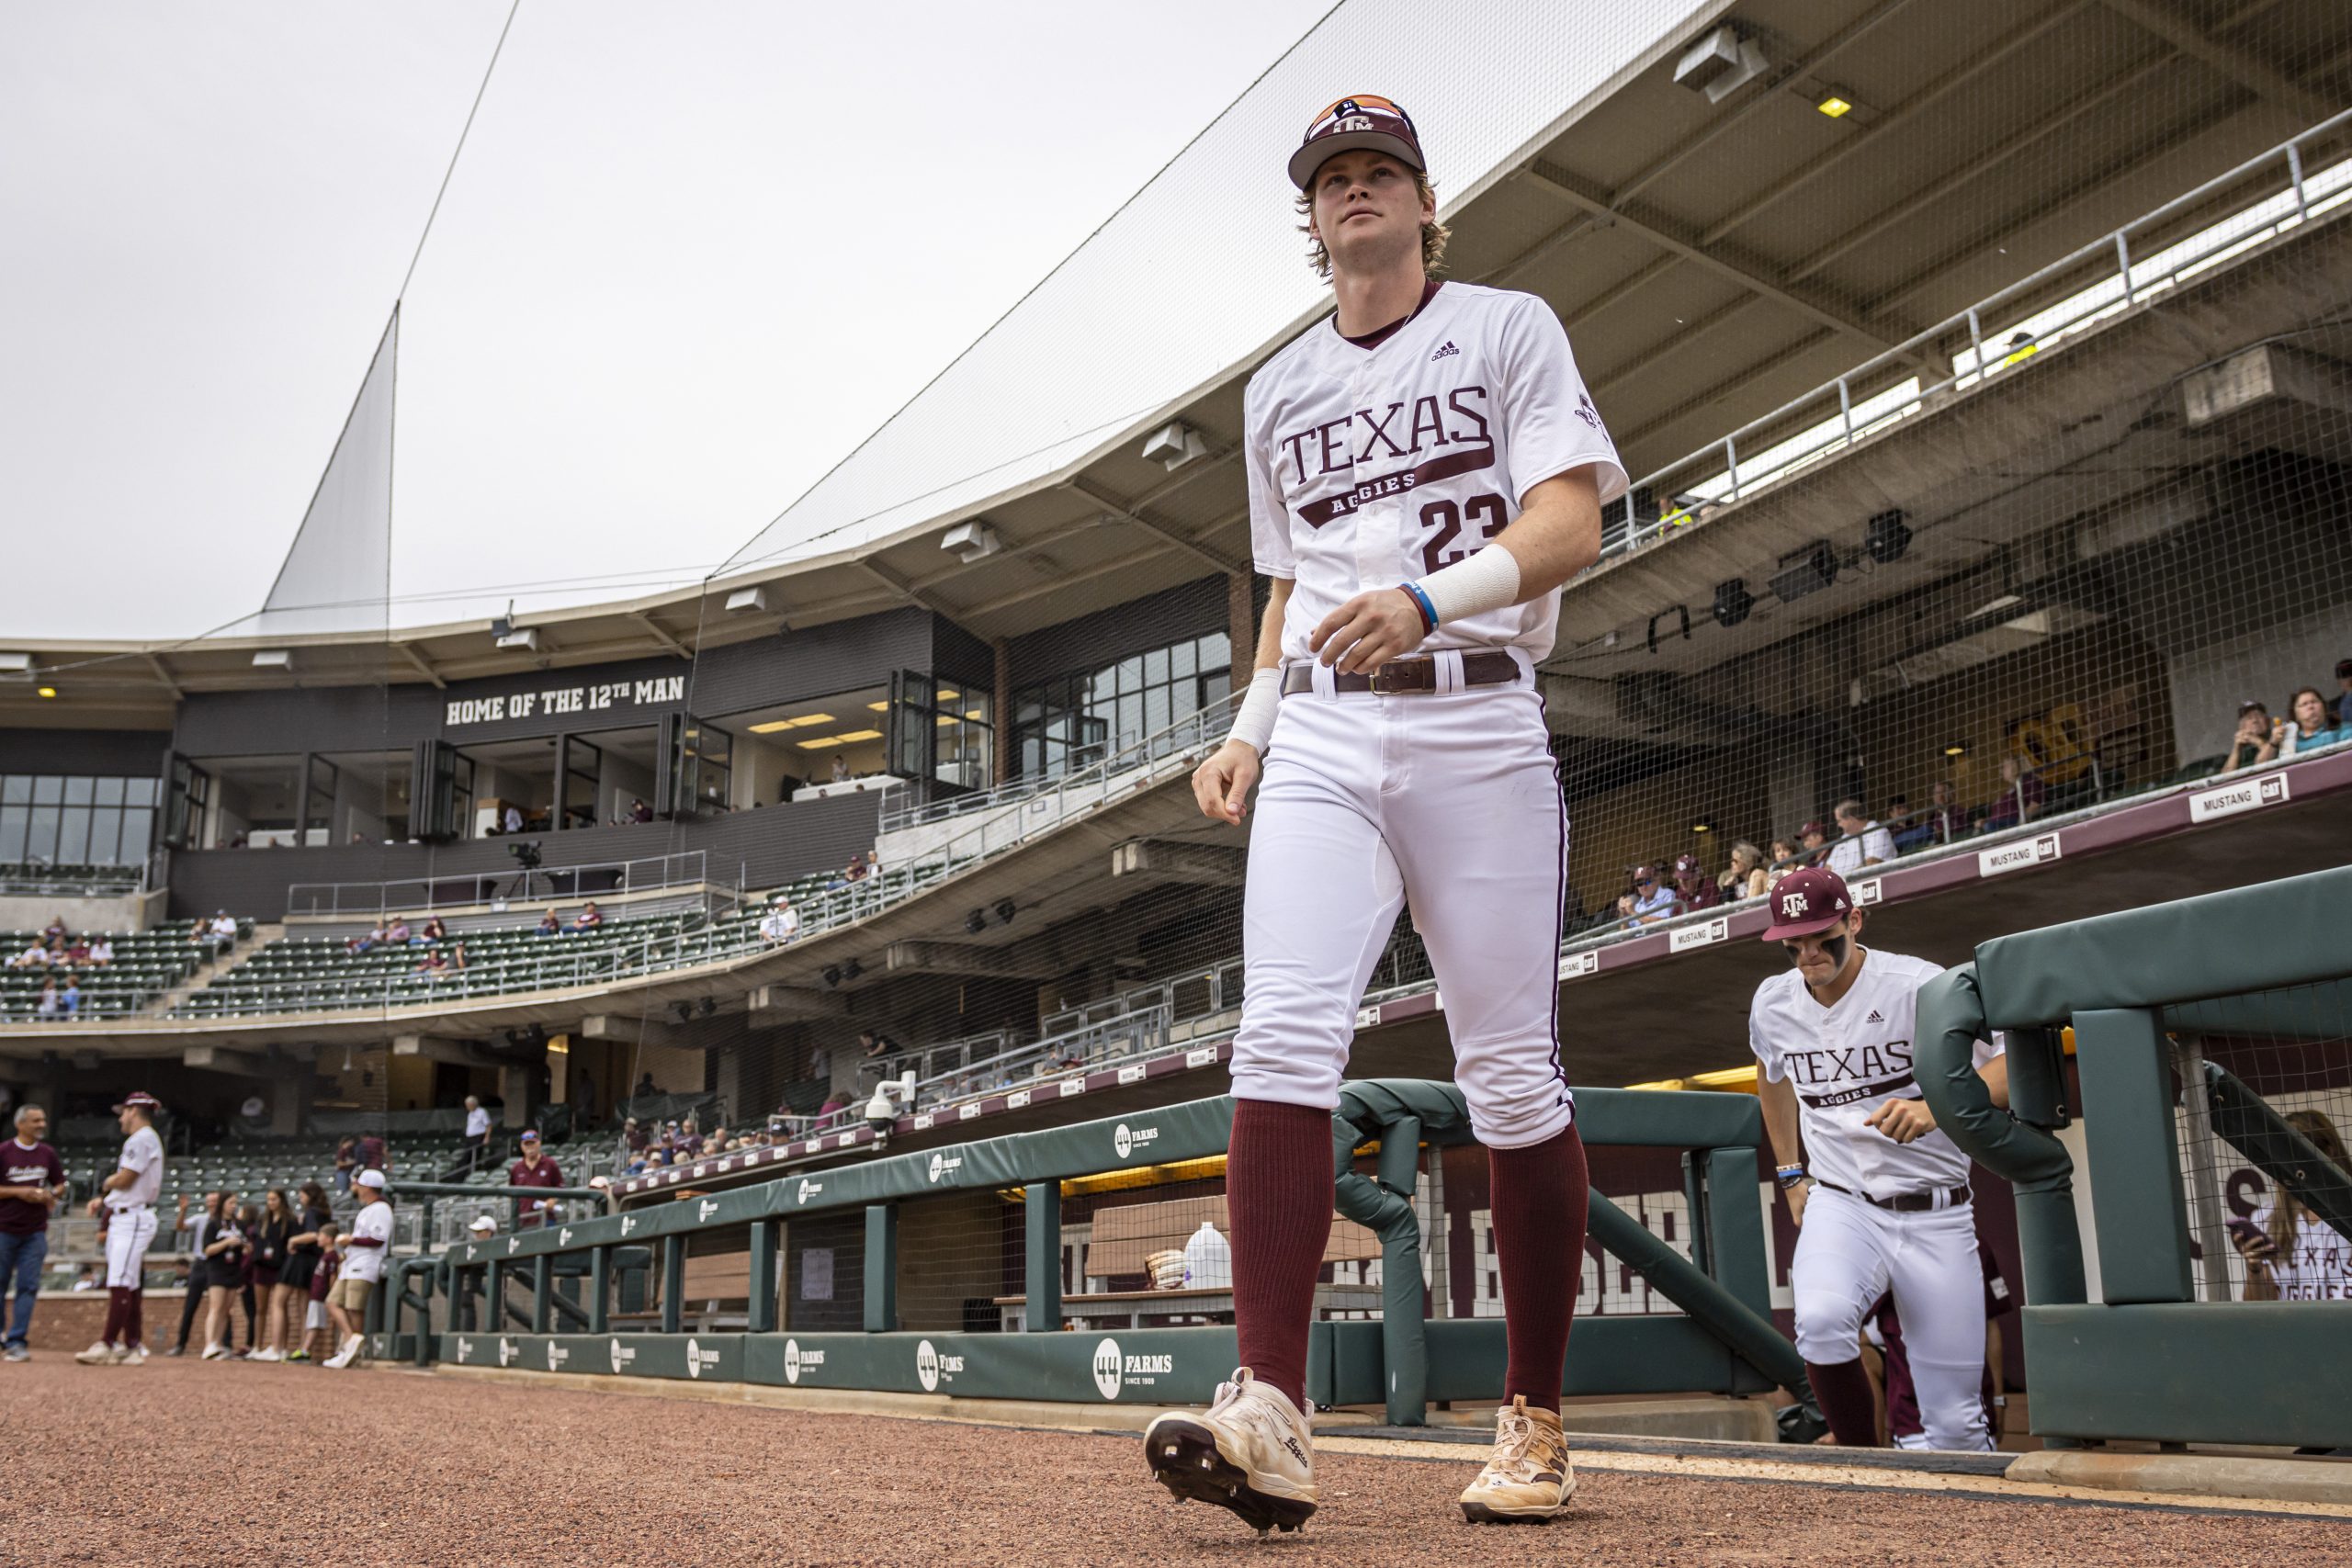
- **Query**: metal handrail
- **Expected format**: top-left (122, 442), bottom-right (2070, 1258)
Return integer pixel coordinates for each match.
top-left (284, 851), bottom-right (713, 920)
top-left (1592, 109), bottom-right (2352, 564)
top-left (880, 688), bottom-right (1244, 833)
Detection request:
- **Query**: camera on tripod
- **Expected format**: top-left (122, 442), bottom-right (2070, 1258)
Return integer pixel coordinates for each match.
top-left (507, 839), bottom-right (544, 870)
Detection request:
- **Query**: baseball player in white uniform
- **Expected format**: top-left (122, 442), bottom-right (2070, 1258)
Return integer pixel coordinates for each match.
top-left (1747, 868), bottom-right (2009, 1450)
top-left (1144, 94), bottom-right (1624, 1534)
top-left (76, 1090), bottom-right (165, 1366)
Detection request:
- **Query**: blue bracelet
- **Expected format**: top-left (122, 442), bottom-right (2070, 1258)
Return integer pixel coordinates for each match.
top-left (1398, 581), bottom-right (1439, 633)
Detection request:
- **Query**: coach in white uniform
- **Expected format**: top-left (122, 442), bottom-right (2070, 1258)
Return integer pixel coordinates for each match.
top-left (1748, 868), bottom-right (2008, 1450)
top-left (76, 1090), bottom-right (164, 1366)
top-left (1145, 93), bottom-right (1625, 1534)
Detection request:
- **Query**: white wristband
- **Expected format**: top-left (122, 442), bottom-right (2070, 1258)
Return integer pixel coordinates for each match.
top-left (1414, 543), bottom-right (1523, 627)
top-left (1225, 668), bottom-right (1283, 757)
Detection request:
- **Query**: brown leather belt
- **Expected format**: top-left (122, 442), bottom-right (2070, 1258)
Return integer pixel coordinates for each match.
top-left (1280, 650), bottom-right (1521, 696)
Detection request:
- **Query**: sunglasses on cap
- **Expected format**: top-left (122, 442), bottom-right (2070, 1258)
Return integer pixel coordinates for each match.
top-left (1308, 92), bottom-right (1415, 130)
top-left (1633, 877), bottom-right (1657, 887)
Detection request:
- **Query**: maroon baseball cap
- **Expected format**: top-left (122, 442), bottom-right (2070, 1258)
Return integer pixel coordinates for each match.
top-left (1289, 94), bottom-right (1426, 190)
top-left (1673, 853), bottom-right (1703, 878)
top-left (1800, 819), bottom-right (1829, 840)
top-left (1762, 867), bottom-right (1854, 941)
top-left (112, 1091), bottom-right (162, 1112)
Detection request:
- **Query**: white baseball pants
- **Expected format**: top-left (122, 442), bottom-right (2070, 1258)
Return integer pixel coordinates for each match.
top-left (1228, 657), bottom-right (1573, 1148)
top-left (1792, 1185), bottom-right (1992, 1451)
top-left (104, 1206), bottom-right (158, 1289)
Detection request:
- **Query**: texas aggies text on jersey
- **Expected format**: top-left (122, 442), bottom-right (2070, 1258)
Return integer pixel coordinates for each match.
top-left (1747, 949), bottom-right (2006, 1200)
top-left (1244, 280), bottom-right (1628, 663)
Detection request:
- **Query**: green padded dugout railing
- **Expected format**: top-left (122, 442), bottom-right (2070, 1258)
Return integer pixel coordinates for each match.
top-left (423, 1082), bottom-right (1804, 1423)
top-left (1917, 866), bottom-right (2352, 1450)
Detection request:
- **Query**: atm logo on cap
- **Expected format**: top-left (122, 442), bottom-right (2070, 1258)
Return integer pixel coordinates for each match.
top-left (1779, 890), bottom-right (1809, 920)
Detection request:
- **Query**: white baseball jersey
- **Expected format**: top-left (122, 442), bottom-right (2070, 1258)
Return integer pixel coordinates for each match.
top-left (1245, 280), bottom-right (1628, 664)
top-left (108, 1124), bottom-right (163, 1212)
top-left (1748, 950), bottom-right (2005, 1200)
top-left (2252, 1203), bottom-right (2351, 1300)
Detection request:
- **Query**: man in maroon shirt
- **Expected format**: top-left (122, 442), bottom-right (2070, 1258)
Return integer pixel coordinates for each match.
top-left (507, 1131), bottom-right (564, 1228)
top-left (354, 1132), bottom-right (388, 1175)
top-left (0, 1105), bottom-right (70, 1359)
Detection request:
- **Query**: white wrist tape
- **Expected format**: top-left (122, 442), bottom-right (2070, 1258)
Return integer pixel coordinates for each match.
top-left (1226, 668), bottom-right (1283, 757)
top-left (1414, 543), bottom-right (1523, 627)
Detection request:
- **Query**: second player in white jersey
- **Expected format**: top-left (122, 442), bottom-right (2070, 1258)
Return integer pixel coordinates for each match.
top-left (1747, 868), bottom-right (2010, 1452)
top-left (1247, 279), bottom-right (1626, 668)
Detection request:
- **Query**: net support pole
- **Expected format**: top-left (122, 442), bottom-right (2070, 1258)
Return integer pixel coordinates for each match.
top-left (531, 1256), bottom-right (552, 1333)
top-left (2075, 1008), bottom-right (2192, 1304)
top-left (588, 1246), bottom-right (611, 1334)
top-left (864, 1204), bottom-right (898, 1333)
top-left (661, 1236), bottom-right (684, 1335)
top-left (1023, 1182), bottom-right (1061, 1332)
top-left (2171, 1036), bottom-right (2233, 1303)
top-left (748, 1219), bottom-right (779, 1335)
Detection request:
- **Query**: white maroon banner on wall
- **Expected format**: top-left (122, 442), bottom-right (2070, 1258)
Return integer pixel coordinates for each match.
top-left (445, 674), bottom-right (685, 729)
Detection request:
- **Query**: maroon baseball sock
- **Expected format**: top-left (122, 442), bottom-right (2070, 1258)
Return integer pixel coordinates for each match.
top-left (101, 1287), bottom-right (129, 1346)
top-left (1489, 1121), bottom-right (1590, 1411)
top-left (126, 1289), bottom-right (145, 1348)
top-left (1805, 1358), bottom-right (1882, 1447)
top-left (1227, 1099), bottom-right (1334, 1413)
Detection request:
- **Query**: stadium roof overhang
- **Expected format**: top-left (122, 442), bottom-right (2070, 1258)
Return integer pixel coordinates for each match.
top-left (6, 0), bottom-right (2344, 728)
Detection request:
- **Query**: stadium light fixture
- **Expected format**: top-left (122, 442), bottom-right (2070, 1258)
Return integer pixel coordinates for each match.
top-left (36, 686), bottom-right (57, 699)
top-left (494, 627), bottom-right (540, 651)
top-left (965, 908), bottom-right (988, 935)
top-left (251, 649), bottom-right (293, 671)
top-left (0, 653), bottom-right (30, 675)
top-left (842, 958), bottom-right (863, 982)
top-left (1141, 421), bottom-right (1207, 471)
top-left (1769, 543), bottom-right (1838, 604)
top-left (1690, 819), bottom-right (1714, 834)
top-left (993, 897), bottom-right (1017, 925)
top-left (1944, 741), bottom-right (1968, 757)
top-left (941, 520), bottom-right (1001, 564)
top-left (724, 586), bottom-right (768, 615)
top-left (1816, 94), bottom-right (1853, 118)
top-left (1673, 25), bottom-right (1767, 104)
top-left (1712, 578), bottom-right (1754, 629)
top-left (1864, 509), bottom-right (1912, 564)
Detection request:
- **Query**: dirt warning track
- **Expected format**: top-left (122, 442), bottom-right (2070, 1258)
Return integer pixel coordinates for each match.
top-left (6, 1359), bottom-right (2338, 1567)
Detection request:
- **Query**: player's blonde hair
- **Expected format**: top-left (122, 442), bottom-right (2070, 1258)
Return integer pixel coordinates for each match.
top-left (2269, 1109), bottom-right (2346, 1258)
top-left (1296, 166), bottom-right (1450, 280)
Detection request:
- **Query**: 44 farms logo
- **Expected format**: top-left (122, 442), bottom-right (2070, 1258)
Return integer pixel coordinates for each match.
top-left (1091, 1337), bottom-right (1173, 1401)
top-left (926, 1151), bottom-right (964, 1184)
top-left (1112, 1122), bottom-right (1159, 1161)
top-left (783, 1338), bottom-right (827, 1385)
top-left (915, 1338), bottom-right (966, 1393)
top-left (608, 1338), bottom-right (637, 1375)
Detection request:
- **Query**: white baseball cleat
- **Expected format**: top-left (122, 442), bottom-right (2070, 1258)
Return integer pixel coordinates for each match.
top-left (1459, 1396), bottom-right (1577, 1523)
top-left (1143, 1367), bottom-right (1317, 1535)
top-left (74, 1342), bottom-right (123, 1366)
top-left (119, 1346), bottom-right (149, 1367)
top-left (199, 1343), bottom-right (227, 1360)
top-left (322, 1335), bottom-right (363, 1370)
top-left (249, 1348), bottom-right (282, 1362)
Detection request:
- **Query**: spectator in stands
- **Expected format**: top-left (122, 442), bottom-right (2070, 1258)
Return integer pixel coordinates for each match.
top-left (467, 1214), bottom-right (497, 1242)
top-left (858, 1030), bottom-right (898, 1065)
top-left (507, 1131), bottom-right (564, 1229)
top-left (299, 1222), bottom-right (341, 1360)
top-left (281, 1184), bottom-right (332, 1360)
top-left (1983, 754), bottom-right (2045, 829)
top-left (536, 908), bottom-right (561, 937)
top-left (39, 916), bottom-right (65, 945)
top-left (817, 1092), bottom-right (847, 1121)
top-left (454, 1096), bottom-right (493, 1178)
top-left (2334, 659), bottom-right (2352, 728)
top-left (204, 911), bottom-right (238, 953)
top-left (1799, 820), bottom-right (1832, 865)
top-left (1671, 853), bottom-right (1720, 914)
top-left (623, 1116), bottom-right (647, 1156)
top-left (632, 1071), bottom-right (656, 1100)
top-left (1927, 780), bottom-right (1965, 843)
top-left (415, 948), bottom-right (450, 977)
top-left (2233, 1110), bottom-right (2350, 1303)
top-left (503, 803), bottom-right (525, 835)
top-left (830, 755), bottom-right (851, 784)
top-left (760, 897), bottom-right (801, 944)
top-left (198, 1202), bottom-right (248, 1359)
top-left (247, 1190), bottom-right (293, 1360)
top-left (571, 902), bottom-right (604, 933)
top-left (629, 797), bottom-right (654, 824)
top-left (0, 1104), bottom-right (68, 1361)
top-left (419, 916), bottom-right (447, 944)
top-left (333, 1137), bottom-right (357, 1194)
top-left (7, 940), bottom-right (45, 970)
top-left (32, 980), bottom-right (59, 1019)
top-left (1720, 841), bottom-right (1767, 901)
top-left (1616, 865), bottom-right (1675, 928)
top-left (58, 976), bottom-right (80, 1017)
top-left (347, 922), bottom-right (387, 955)
top-left (1827, 800), bottom-right (1896, 874)
top-left (355, 1131), bottom-right (388, 1181)
top-left (2282, 687), bottom-right (2342, 755)
top-left (2224, 700), bottom-right (2278, 773)
top-left (63, 937), bottom-right (90, 966)
top-left (85, 936), bottom-right (112, 967)
top-left (383, 915), bottom-right (413, 945)
top-left (323, 1170), bottom-right (389, 1369)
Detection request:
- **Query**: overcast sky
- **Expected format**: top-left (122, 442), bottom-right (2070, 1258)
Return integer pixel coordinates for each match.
top-left (0, 1), bottom-right (1337, 641)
